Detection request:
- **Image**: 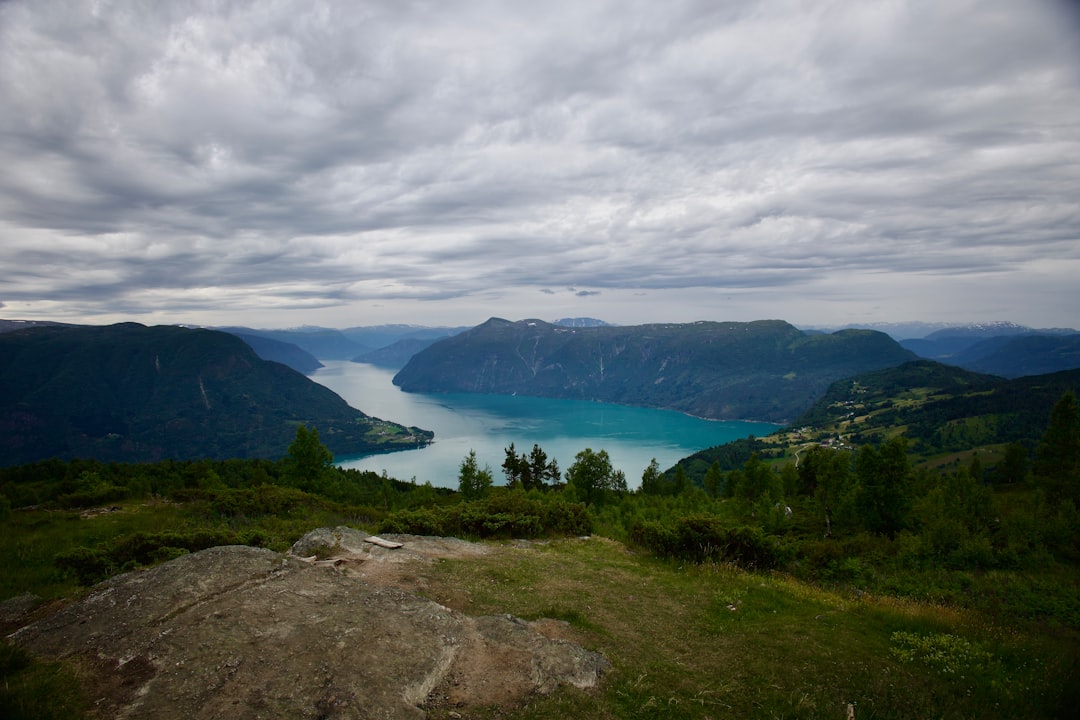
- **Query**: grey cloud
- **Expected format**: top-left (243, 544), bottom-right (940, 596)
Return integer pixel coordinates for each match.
top-left (0, 0), bottom-right (1077, 327)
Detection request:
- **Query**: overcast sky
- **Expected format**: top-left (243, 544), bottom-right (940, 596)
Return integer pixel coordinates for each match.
top-left (1, 0), bottom-right (1078, 331)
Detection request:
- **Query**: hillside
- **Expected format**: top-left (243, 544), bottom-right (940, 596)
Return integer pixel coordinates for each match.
top-left (0, 323), bottom-right (432, 465)
top-left (952, 334), bottom-right (1080, 378)
top-left (231, 332), bottom-right (324, 374)
top-left (341, 324), bottom-right (469, 351)
top-left (353, 337), bottom-right (442, 369)
top-left (217, 326), bottom-right (369, 360)
top-left (667, 361), bottom-right (1080, 483)
top-left (394, 318), bottom-right (915, 422)
top-left (898, 323), bottom-right (1080, 378)
top-left (790, 360), bottom-right (1080, 453)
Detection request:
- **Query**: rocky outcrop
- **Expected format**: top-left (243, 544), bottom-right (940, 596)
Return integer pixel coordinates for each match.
top-left (9, 529), bottom-right (608, 719)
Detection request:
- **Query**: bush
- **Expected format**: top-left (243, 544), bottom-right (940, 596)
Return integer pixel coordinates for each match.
top-left (379, 493), bottom-right (590, 539)
top-left (54, 529), bottom-right (269, 586)
top-left (54, 547), bottom-right (115, 586)
top-left (629, 514), bottom-right (783, 569)
top-left (55, 484), bottom-right (128, 509)
top-left (380, 507), bottom-right (445, 536)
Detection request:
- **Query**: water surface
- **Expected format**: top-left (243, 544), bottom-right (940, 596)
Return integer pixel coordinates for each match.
top-left (311, 361), bottom-right (778, 488)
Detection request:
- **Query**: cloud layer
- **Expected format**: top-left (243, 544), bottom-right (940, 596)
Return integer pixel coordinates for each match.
top-left (1, 0), bottom-right (1078, 328)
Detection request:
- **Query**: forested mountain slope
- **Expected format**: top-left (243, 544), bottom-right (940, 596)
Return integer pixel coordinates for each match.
top-left (792, 360), bottom-right (1080, 453)
top-left (231, 332), bottom-right (324, 374)
top-left (394, 318), bottom-right (915, 422)
top-left (0, 323), bottom-right (431, 465)
top-left (952, 334), bottom-right (1080, 378)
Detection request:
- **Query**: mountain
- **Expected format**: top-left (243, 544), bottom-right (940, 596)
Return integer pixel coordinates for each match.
top-left (790, 360), bottom-right (1080, 454)
top-left (898, 323), bottom-right (1080, 378)
top-left (393, 318), bottom-right (916, 423)
top-left (352, 337), bottom-right (442, 370)
top-left (799, 321), bottom-right (961, 340)
top-left (899, 323), bottom-right (1078, 360)
top-left (0, 323), bottom-right (432, 466)
top-left (0, 319), bottom-right (73, 333)
top-left (661, 359), bottom-right (1080, 488)
top-left (217, 326), bottom-right (369, 360)
top-left (553, 317), bottom-right (613, 328)
top-left (231, 332), bottom-right (324, 374)
top-left (340, 324), bottom-right (468, 350)
top-left (919, 321), bottom-right (1035, 339)
top-left (952, 334), bottom-right (1080, 378)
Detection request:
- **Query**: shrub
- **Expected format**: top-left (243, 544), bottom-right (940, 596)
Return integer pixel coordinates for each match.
top-left (55, 484), bottom-right (128, 509)
top-left (379, 494), bottom-right (590, 539)
top-left (54, 547), bottom-right (114, 586)
top-left (54, 529), bottom-right (269, 586)
top-left (629, 514), bottom-right (783, 569)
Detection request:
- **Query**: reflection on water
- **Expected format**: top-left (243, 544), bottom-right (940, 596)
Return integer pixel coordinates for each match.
top-left (311, 361), bottom-right (778, 489)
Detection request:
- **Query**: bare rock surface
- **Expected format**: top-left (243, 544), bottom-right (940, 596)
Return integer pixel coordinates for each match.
top-left (9, 528), bottom-right (608, 719)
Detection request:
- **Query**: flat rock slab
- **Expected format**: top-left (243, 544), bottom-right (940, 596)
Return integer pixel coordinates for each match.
top-left (10, 533), bottom-right (608, 719)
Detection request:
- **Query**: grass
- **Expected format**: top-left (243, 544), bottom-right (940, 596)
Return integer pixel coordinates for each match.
top-left (0, 641), bottom-right (89, 720)
top-left (2, 501), bottom-right (1077, 719)
top-left (417, 537), bottom-right (1079, 720)
top-left (0, 498), bottom-right (356, 601)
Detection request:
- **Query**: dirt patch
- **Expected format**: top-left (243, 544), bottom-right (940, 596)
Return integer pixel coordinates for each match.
top-left (8, 528), bottom-right (608, 719)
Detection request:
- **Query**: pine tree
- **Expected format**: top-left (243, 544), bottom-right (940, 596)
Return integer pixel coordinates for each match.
top-left (855, 437), bottom-right (911, 536)
top-left (282, 425), bottom-right (333, 492)
top-left (1034, 392), bottom-right (1080, 504)
top-left (703, 461), bottom-right (723, 498)
top-left (640, 458), bottom-right (663, 495)
top-left (458, 449), bottom-right (493, 501)
top-left (502, 443), bottom-right (522, 488)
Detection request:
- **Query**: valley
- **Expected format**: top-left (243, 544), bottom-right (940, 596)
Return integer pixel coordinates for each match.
top-left (1, 315), bottom-right (1079, 719)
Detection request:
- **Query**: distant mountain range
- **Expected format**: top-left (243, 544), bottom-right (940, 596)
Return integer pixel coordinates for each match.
top-left (216, 324), bottom-right (470, 371)
top-left (393, 318), bottom-right (916, 423)
top-left (898, 326), bottom-right (1080, 378)
top-left (0, 323), bottom-right (432, 466)
top-left (353, 338), bottom-right (444, 370)
top-left (553, 317), bottom-right (613, 328)
top-left (797, 321), bottom-right (1080, 379)
top-left (216, 326), bottom-right (372, 361)
top-left (803, 320), bottom-right (1076, 341)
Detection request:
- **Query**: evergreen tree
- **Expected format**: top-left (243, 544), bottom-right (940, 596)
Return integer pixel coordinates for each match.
top-left (734, 453), bottom-right (782, 505)
top-left (672, 464), bottom-right (689, 495)
top-left (526, 443), bottom-right (560, 490)
top-left (916, 465), bottom-right (994, 562)
top-left (855, 437), bottom-right (911, 536)
top-left (995, 442), bottom-right (1028, 485)
top-left (458, 449), bottom-right (493, 501)
top-left (802, 446), bottom-right (853, 537)
top-left (703, 461), bottom-right (723, 498)
top-left (780, 462), bottom-right (798, 497)
top-left (502, 443), bottom-right (522, 488)
top-left (612, 469), bottom-right (628, 495)
top-left (640, 458), bottom-right (663, 496)
top-left (1034, 391), bottom-right (1080, 504)
top-left (281, 425), bottom-right (333, 492)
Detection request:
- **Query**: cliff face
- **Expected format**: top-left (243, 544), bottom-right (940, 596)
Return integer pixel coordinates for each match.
top-left (394, 318), bottom-right (915, 423)
top-left (0, 323), bottom-right (431, 465)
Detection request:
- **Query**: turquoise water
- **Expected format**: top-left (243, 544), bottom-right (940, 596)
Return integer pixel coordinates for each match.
top-left (311, 361), bottom-right (779, 489)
